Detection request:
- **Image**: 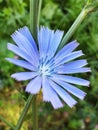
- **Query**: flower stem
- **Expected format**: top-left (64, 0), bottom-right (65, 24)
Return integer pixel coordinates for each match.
top-left (59, 8), bottom-right (87, 49)
top-left (30, 0), bottom-right (39, 41)
top-left (16, 95), bottom-right (33, 130)
top-left (15, 0), bottom-right (41, 129)
top-left (0, 115), bottom-right (16, 130)
top-left (59, 1), bottom-right (98, 49)
top-left (32, 95), bottom-right (38, 130)
top-left (38, 0), bottom-right (42, 27)
top-left (30, 0), bottom-right (41, 130)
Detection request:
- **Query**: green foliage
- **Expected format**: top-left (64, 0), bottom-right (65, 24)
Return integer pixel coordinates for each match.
top-left (0, 0), bottom-right (29, 37)
top-left (0, 0), bottom-right (98, 129)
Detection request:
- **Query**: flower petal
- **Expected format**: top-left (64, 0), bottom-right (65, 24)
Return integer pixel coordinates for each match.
top-left (38, 27), bottom-right (53, 60)
top-left (52, 78), bottom-right (86, 100)
top-left (11, 72), bottom-right (38, 81)
top-left (26, 76), bottom-right (41, 94)
top-left (38, 27), bottom-right (64, 60)
top-left (49, 79), bottom-right (77, 108)
top-left (54, 50), bottom-right (84, 67)
top-left (42, 76), bottom-right (63, 109)
top-left (7, 43), bottom-right (35, 66)
top-left (47, 29), bottom-right (64, 59)
top-left (58, 60), bottom-right (88, 69)
top-left (17, 26), bottom-right (38, 53)
top-left (11, 30), bottom-right (39, 65)
top-left (56, 67), bottom-right (91, 74)
top-left (54, 40), bottom-right (79, 59)
top-left (6, 58), bottom-right (37, 71)
top-left (51, 74), bottom-right (90, 86)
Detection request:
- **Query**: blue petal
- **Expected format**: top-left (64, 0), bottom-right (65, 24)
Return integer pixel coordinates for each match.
top-left (26, 76), bottom-right (41, 94)
top-left (17, 26), bottom-right (38, 53)
top-left (51, 74), bottom-right (90, 86)
top-left (38, 27), bottom-right (53, 60)
top-left (11, 72), bottom-right (38, 81)
top-left (42, 76), bottom-right (63, 109)
top-left (54, 40), bottom-right (79, 59)
top-left (38, 27), bottom-right (64, 60)
top-left (11, 30), bottom-right (39, 65)
top-left (47, 29), bottom-right (64, 59)
top-left (52, 78), bottom-right (86, 100)
top-left (6, 58), bottom-right (37, 71)
top-left (58, 60), bottom-right (88, 69)
top-left (55, 67), bottom-right (91, 74)
top-left (49, 79), bottom-right (77, 108)
top-left (54, 50), bottom-right (84, 67)
top-left (7, 43), bottom-right (36, 66)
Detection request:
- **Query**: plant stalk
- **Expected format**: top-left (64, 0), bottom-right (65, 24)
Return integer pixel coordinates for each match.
top-left (30, 0), bottom-right (41, 130)
top-left (30, 0), bottom-right (39, 41)
top-left (16, 0), bottom-right (41, 128)
top-left (59, 8), bottom-right (88, 49)
top-left (0, 115), bottom-right (16, 130)
top-left (38, 0), bottom-right (42, 27)
top-left (32, 95), bottom-right (38, 130)
top-left (59, 1), bottom-right (98, 49)
top-left (16, 95), bottom-right (34, 130)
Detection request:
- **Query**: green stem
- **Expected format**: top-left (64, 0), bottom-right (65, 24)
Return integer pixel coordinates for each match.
top-left (59, 1), bottom-right (98, 49)
top-left (16, 95), bottom-right (33, 130)
top-left (30, 0), bottom-right (39, 41)
top-left (0, 115), bottom-right (16, 130)
top-left (38, 0), bottom-right (42, 27)
top-left (30, 0), bottom-right (40, 130)
top-left (59, 8), bottom-right (87, 49)
top-left (32, 95), bottom-right (38, 130)
top-left (87, 0), bottom-right (92, 4)
top-left (16, 0), bottom-right (41, 128)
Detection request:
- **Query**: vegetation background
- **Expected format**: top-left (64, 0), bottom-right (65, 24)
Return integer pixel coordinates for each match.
top-left (0, 0), bottom-right (98, 130)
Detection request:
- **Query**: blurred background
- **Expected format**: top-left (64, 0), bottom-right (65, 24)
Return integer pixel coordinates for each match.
top-left (0, 0), bottom-right (98, 130)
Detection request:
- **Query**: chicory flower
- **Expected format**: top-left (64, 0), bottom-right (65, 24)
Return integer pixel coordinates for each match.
top-left (6, 26), bottom-right (90, 109)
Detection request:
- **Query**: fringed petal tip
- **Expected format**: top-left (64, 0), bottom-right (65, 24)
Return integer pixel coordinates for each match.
top-left (25, 89), bottom-right (38, 95)
top-left (52, 104), bottom-right (64, 109)
top-left (11, 72), bottom-right (37, 81)
top-left (11, 26), bottom-right (27, 36)
top-left (72, 40), bottom-right (79, 46)
top-left (25, 76), bottom-right (41, 94)
top-left (17, 26), bottom-right (28, 32)
top-left (68, 100), bottom-right (77, 108)
top-left (88, 68), bottom-right (92, 72)
top-left (43, 98), bottom-right (78, 109)
top-left (11, 74), bottom-right (16, 78)
top-left (11, 74), bottom-right (20, 81)
top-left (7, 43), bottom-right (12, 49)
top-left (80, 50), bottom-right (84, 56)
top-left (43, 99), bottom-right (64, 109)
top-left (87, 81), bottom-right (90, 87)
top-left (80, 93), bottom-right (87, 100)
top-left (5, 58), bottom-right (9, 61)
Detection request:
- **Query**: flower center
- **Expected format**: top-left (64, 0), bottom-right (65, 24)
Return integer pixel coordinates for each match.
top-left (38, 57), bottom-right (55, 76)
top-left (39, 64), bottom-right (50, 76)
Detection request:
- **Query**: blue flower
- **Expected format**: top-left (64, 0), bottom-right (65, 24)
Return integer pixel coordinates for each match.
top-left (6, 26), bottom-right (91, 109)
